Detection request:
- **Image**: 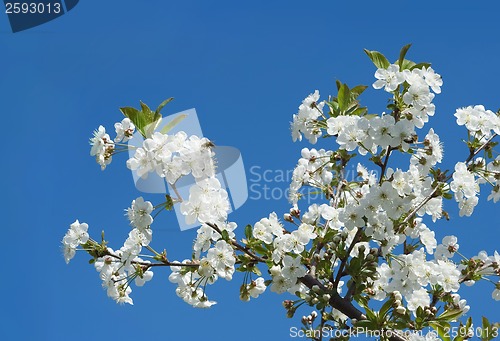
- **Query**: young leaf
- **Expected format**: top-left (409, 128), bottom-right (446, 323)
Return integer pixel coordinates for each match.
top-left (155, 97), bottom-right (174, 115)
top-left (411, 62), bottom-right (432, 71)
top-left (244, 224), bottom-right (253, 240)
top-left (337, 83), bottom-right (351, 112)
top-left (336, 79), bottom-right (342, 91)
top-left (398, 44), bottom-right (412, 68)
top-left (351, 84), bottom-right (368, 97)
top-left (120, 106), bottom-right (148, 138)
top-left (364, 49), bottom-right (390, 69)
top-left (429, 322), bottom-right (452, 341)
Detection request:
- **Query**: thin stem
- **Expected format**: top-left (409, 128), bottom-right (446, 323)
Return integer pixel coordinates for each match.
top-left (333, 228), bottom-right (363, 289)
top-left (466, 133), bottom-right (498, 163)
top-left (379, 146), bottom-right (393, 185)
top-left (205, 222), bottom-right (267, 263)
top-left (170, 181), bottom-right (183, 202)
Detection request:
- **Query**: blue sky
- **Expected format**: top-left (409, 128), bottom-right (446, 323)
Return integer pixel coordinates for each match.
top-left (1, 1), bottom-right (499, 340)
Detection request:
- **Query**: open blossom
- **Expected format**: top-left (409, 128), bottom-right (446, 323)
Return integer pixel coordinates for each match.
top-left (90, 125), bottom-right (115, 170)
top-left (455, 105), bottom-right (500, 138)
top-left (281, 255), bottom-right (306, 280)
top-left (180, 177), bottom-right (230, 225)
top-left (127, 147), bottom-right (155, 178)
top-left (406, 288), bottom-right (430, 313)
top-left (421, 66), bottom-right (443, 93)
top-left (291, 90), bottom-right (324, 144)
top-left (126, 197), bottom-right (154, 228)
top-left (248, 277), bottom-right (267, 298)
top-left (126, 131), bottom-right (215, 182)
top-left (450, 162), bottom-right (480, 216)
top-left (206, 240), bottom-right (236, 280)
top-left (253, 212), bottom-right (283, 244)
top-left (435, 235), bottom-right (459, 260)
top-left (372, 64), bottom-right (404, 92)
top-left (62, 220), bottom-right (90, 264)
top-left (114, 117), bottom-right (135, 142)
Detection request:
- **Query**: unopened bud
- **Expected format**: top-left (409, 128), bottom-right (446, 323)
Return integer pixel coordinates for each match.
top-left (290, 207), bottom-right (300, 218)
top-left (395, 306), bottom-right (406, 315)
top-left (282, 300), bottom-right (294, 309)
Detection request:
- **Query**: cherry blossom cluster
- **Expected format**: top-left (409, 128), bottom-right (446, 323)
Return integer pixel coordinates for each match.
top-left (90, 125), bottom-right (116, 170)
top-left (127, 130), bottom-right (215, 183)
top-left (63, 47), bottom-right (500, 340)
top-left (62, 220), bottom-right (89, 264)
top-left (370, 248), bottom-right (461, 314)
top-left (455, 105), bottom-right (500, 141)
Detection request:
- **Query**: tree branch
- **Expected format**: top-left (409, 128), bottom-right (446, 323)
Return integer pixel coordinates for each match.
top-left (299, 274), bottom-right (408, 341)
top-left (205, 222), bottom-right (267, 263)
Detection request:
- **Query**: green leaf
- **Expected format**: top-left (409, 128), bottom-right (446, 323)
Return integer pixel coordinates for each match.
top-left (364, 49), bottom-right (390, 69)
top-left (244, 224), bottom-right (253, 240)
top-left (437, 308), bottom-right (465, 322)
top-left (337, 83), bottom-right (351, 112)
top-left (253, 244), bottom-right (268, 256)
top-left (251, 266), bottom-right (262, 276)
top-left (160, 114), bottom-right (188, 134)
top-left (379, 298), bottom-right (394, 319)
top-left (120, 106), bottom-right (148, 138)
top-left (349, 107), bottom-right (367, 116)
top-left (400, 59), bottom-right (416, 71)
top-left (120, 101), bottom-right (165, 138)
top-left (442, 192), bottom-right (453, 200)
top-left (220, 230), bottom-right (230, 241)
top-left (354, 319), bottom-right (377, 331)
top-left (336, 79), bottom-right (342, 91)
top-left (364, 307), bottom-right (377, 322)
top-left (398, 44), bottom-right (412, 68)
top-left (480, 317), bottom-right (499, 341)
top-left (140, 101), bottom-right (154, 119)
top-left (356, 295), bottom-right (369, 309)
top-left (155, 97), bottom-right (174, 115)
top-left (351, 85), bottom-right (368, 97)
top-left (411, 62), bottom-right (432, 70)
top-left (164, 194), bottom-right (174, 210)
top-left (430, 322), bottom-right (452, 341)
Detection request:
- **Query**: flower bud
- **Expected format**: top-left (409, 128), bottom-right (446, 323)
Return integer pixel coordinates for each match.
top-left (393, 291), bottom-right (402, 301)
top-left (395, 306), bottom-right (406, 315)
